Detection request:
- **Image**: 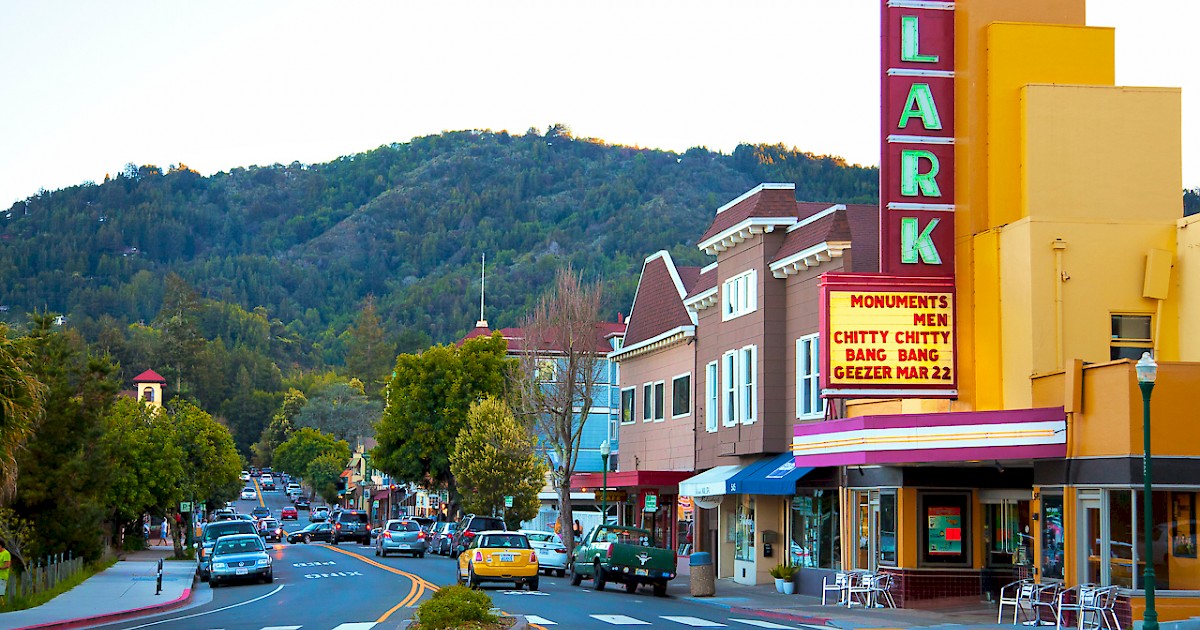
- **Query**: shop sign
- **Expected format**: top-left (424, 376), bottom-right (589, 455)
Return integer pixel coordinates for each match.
top-left (372, 500), bottom-right (379, 508)
top-left (791, 496), bottom-right (814, 515)
top-left (880, 0), bottom-right (956, 278)
top-left (821, 273), bottom-right (957, 397)
top-left (644, 493), bottom-right (658, 513)
top-left (595, 490), bottom-right (627, 503)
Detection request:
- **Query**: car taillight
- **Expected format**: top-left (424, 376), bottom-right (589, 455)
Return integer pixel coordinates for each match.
top-left (417, 531), bottom-right (425, 539)
top-left (530, 551), bottom-right (538, 563)
top-left (607, 546), bottom-right (613, 558)
top-left (555, 547), bottom-right (568, 554)
top-left (464, 531), bottom-right (476, 538)
top-left (383, 531), bottom-right (392, 539)
top-left (474, 551), bottom-right (483, 562)
top-left (366, 524), bottom-right (372, 531)
top-left (336, 523), bottom-right (341, 530)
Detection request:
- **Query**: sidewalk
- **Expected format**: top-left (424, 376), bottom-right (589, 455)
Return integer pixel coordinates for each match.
top-left (0, 545), bottom-right (197, 630)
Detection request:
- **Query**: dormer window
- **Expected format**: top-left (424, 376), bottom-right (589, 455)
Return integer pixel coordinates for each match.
top-left (722, 270), bottom-right (757, 321)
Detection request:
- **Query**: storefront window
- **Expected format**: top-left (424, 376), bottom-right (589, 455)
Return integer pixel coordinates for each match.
top-left (1108, 490), bottom-right (1134, 588)
top-left (735, 496), bottom-right (755, 561)
top-left (1135, 490), bottom-right (1200, 590)
top-left (789, 491), bottom-right (840, 569)
top-left (1041, 493), bottom-right (1065, 580)
top-left (985, 501), bottom-right (1032, 567)
top-left (919, 492), bottom-right (971, 567)
top-left (880, 492), bottom-right (897, 566)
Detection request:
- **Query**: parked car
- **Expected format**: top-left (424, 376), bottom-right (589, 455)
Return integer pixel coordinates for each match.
top-left (330, 509), bottom-right (372, 545)
top-left (569, 524), bottom-right (676, 597)
top-left (520, 530), bottom-right (569, 577)
top-left (451, 514), bottom-right (507, 557)
top-left (456, 531), bottom-right (538, 590)
top-left (240, 487), bottom-right (256, 501)
top-left (376, 519), bottom-right (427, 557)
top-left (239, 471), bottom-right (250, 482)
top-left (196, 520), bottom-right (259, 582)
top-left (209, 534), bottom-right (273, 587)
top-left (414, 516), bottom-right (435, 530)
top-left (310, 506), bottom-right (329, 522)
top-left (280, 506), bottom-right (298, 520)
top-left (287, 522), bottom-right (333, 544)
top-left (429, 522), bottom-right (458, 555)
top-left (250, 506), bottom-right (271, 520)
top-left (286, 483), bottom-right (301, 497)
top-left (294, 497), bottom-right (311, 509)
top-left (258, 518), bottom-right (283, 542)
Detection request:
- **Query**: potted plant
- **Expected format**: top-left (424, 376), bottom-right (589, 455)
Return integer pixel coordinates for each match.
top-left (769, 562), bottom-right (798, 594)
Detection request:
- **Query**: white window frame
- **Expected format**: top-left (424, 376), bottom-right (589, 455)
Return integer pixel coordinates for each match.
top-left (653, 380), bottom-right (665, 422)
top-left (671, 372), bottom-right (691, 419)
top-left (620, 386), bottom-right (636, 425)
top-left (796, 334), bottom-right (824, 419)
top-left (722, 351), bottom-right (737, 427)
top-left (642, 382), bottom-right (653, 423)
top-left (739, 345), bottom-right (757, 425)
top-left (705, 361), bottom-right (718, 433)
top-left (721, 269), bottom-right (758, 321)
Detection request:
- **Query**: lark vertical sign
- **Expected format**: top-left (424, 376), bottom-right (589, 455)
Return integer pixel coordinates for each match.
top-left (820, 273), bottom-right (957, 398)
top-left (880, 0), bottom-right (955, 277)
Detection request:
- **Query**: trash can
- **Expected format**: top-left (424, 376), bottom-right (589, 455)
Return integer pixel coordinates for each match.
top-left (689, 552), bottom-right (715, 597)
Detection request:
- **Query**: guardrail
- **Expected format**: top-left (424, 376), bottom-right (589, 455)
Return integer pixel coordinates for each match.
top-left (7, 552), bottom-right (86, 600)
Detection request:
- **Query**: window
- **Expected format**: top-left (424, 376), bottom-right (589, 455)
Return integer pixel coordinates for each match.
top-left (705, 362), bottom-right (718, 433)
top-left (919, 492), bottom-right (971, 567)
top-left (734, 496), bottom-right (756, 561)
top-left (536, 359), bottom-right (556, 382)
top-left (643, 381), bottom-right (664, 422)
top-left (722, 270), bottom-right (757, 320)
top-left (672, 374), bottom-right (691, 418)
top-left (619, 387), bottom-right (635, 425)
top-left (1041, 492), bottom-right (1065, 580)
top-left (1111, 314), bottom-right (1152, 360)
top-left (722, 352), bottom-right (736, 427)
top-left (796, 334), bottom-right (824, 418)
top-left (653, 381), bottom-right (664, 422)
top-left (790, 490), bottom-right (840, 569)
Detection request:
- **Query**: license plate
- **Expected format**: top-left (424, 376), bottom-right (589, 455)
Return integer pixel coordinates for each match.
top-left (635, 568), bottom-right (649, 576)
top-left (235, 568), bottom-right (248, 575)
top-left (499, 553), bottom-right (516, 562)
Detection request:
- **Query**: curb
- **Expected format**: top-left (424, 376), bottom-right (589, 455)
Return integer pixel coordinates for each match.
top-left (682, 595), bottom-right (834, 626)
top-left (16, 581), bottom-right (196, 630)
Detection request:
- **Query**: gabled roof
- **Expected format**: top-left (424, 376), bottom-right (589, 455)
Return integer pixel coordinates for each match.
top-left (683, 263), bottom-right (718, 308)
top-left (621, 252), bottom-right (699, 350)
top-left (767, 202), bottom-right (880, 277)
top-left (697, 184), bottom-right (800, 254)
top-left (132, 369), bottom-right (166, 384)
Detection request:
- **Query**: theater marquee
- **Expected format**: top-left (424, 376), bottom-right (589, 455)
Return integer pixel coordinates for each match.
top-left (820, 274), bottom-right (957, 398)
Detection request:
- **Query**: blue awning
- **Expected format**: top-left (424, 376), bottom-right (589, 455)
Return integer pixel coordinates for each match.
top-left (727, 452), bottom-right (814, 496)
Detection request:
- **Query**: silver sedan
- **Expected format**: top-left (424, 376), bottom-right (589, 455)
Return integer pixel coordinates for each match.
top-left (375, 519), bottom-right (427, 558)
top-left (520, 529), bottom-right (568, 576)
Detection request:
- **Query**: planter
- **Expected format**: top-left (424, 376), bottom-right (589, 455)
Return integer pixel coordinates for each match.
top-left (774, 578), bottom-right (786, 593)
top-left (782, 580), bottom-right (796, 595)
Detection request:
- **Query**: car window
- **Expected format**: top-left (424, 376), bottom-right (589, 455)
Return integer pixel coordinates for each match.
top-left (525, 532), bottom-right (558, 543)
top-left (481, 534), bottom-right (529, 549)
top-left (471, 518), bottom-right (504, 531)
top-left (203, 523), bottom-right (257, 543)
top-left (596, 528), bottom-right (641, 545)
top-left (215, 537), bottom-right (265, 554)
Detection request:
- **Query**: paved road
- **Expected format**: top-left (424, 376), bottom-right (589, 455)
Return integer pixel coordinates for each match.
top-left (98, 484), bottom-right (824, 629)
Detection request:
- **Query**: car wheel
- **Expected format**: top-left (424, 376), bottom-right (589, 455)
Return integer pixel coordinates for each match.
top-left (557, 568), bottom-right (566, 578)
top-left (468, 565), bottom-right (481, 589)
top-left (653, 580), bottom-right (668, 598)
top-left (199, 571), bottom-right (209, 583)
top-left (592, 562), bottom-right (606, 591)
top-left (304, 534), bottom-right (311, 544)
top-left (569, 562), bottom-right (583, 586)
top-left (209, 578), bottom-right (219, 588)
top-left (418, 552), bottom-right (425, 559)
top-left (527, 576), bottom-right (539, 591)
top-left (264, 571), bottom-right (274, 584)
top-left (625, 580), bottom-right (638, 593)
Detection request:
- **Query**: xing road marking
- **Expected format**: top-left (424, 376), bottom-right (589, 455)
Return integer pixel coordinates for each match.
top-left (303, 570), bottom-right (364, 579)
top-left (500, 590), bottom-right (550, 595)
top-left (292, 560), bottom-right (338, 567)
top-left (119, 584), bottom-right (286, 629)
top-left (661, 616), bottom-right (728, 627)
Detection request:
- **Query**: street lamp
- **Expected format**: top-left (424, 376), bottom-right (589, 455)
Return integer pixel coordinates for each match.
top-left (1137, 351), bottom-right (1159, 630)
top-left (600, 440), bottom-right (611, 526)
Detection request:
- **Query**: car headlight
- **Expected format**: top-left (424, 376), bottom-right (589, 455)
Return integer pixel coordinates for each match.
top-left (257, 558), bottom-right (271, 566)
top-left (212, 562), bottom-right (226, 569)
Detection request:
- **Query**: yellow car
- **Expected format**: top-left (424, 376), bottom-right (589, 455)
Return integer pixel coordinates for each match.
top-left (456, 530), bottom-right (540, 590)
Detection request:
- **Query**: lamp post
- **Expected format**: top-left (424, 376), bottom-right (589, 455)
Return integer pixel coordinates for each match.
top-left (600, 440), bottom-right (611, 526)
top-left (1137, 351), bottom-right (1159, 630)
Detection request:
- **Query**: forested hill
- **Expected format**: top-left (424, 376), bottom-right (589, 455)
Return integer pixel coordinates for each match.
top-left (1, 126), bottom-right (878, 367)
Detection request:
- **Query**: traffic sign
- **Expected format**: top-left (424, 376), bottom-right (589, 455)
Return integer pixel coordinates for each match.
top-left (179, 501), bottom-right (192, 513)
top-left (504, 495), bottom-right (514, 508)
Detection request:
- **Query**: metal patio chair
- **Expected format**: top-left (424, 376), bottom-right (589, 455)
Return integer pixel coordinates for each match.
top-left (1056, 583), bottom-right (1101, 629)
top-left (821, 571), bottom-right (853, 606)
top-left (999, 578), bottom-right (1038, 624)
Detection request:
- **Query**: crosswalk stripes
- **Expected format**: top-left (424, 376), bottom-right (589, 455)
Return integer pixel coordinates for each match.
top-left (730, 620), bottom-right (803, 629)
top-left (260, 627), bottom-right (303, 630)
top-left (524, 615), bottom-right (558, 625)
top-left (661, 616), bottom-right (727, 627)
top-left (329, 624), bottom-right (379, 630)
top-left (590, 614), bottom-right (653, 625)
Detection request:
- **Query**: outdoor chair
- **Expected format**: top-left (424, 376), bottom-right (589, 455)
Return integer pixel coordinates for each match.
top-left (1079, 585), bottom-right (1121, 630)
top-left (821, 571), bottom-right (853, 606)
top-left (999, 579), bottom-right (1038, 624)
top-left (847, 572), bottom-right (878, 608)
top-left (1029, 582), bottom-right (1063, 626)
top-left (1056, 583), bottom-right (1101, 629)
top-left (869, 571), bottom-right (897, 608)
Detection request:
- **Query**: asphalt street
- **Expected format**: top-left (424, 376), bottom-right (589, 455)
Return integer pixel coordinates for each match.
top-left (95, 481), bottom-right (825, 630)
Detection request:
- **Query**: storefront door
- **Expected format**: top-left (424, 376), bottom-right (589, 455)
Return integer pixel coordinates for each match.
top-left (982, 494), bottom-right (1033, 567)
top-left (1079, 491), bottom-right (1103, 584)
top-left (855, 490), bottom-right (881, 571)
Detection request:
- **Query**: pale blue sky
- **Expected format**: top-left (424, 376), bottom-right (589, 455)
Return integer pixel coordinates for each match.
top-left (1, 1), bottom-right (1195, 209)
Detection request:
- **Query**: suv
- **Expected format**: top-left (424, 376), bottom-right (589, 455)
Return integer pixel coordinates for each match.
top-left (450, 514), bottom-right (506, 557)
top-left (330, 509), bottom-right (372, 545)
top-left (197, 520), bottom-right (260, 581)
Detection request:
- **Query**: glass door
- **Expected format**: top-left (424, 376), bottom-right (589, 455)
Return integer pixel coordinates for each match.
top-left (984, 500), bottom-right (1033, 567)
top-left (1079, 492), bottom-right (1103, 584)
top-left (854, 490), bottom-right (882, 571)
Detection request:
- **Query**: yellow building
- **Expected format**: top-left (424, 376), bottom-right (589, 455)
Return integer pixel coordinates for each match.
top-left (791, 0), bottom-right (1196, 623)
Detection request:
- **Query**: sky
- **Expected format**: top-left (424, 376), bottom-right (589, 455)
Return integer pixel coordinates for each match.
top-left (1, 1), bottom-right (1196, 209)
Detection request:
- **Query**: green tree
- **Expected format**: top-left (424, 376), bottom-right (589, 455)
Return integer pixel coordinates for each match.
top-left (154, 273), bottom-right (205, 396)
top-left (372, 333), bottom-right (510, 508)
top-left (306, 452), bottom-right (345, 505)
top-left (292, 381), bottom-right (381, 445)
top-left (251, 388), bottom-right (306, 466)
top-left (0, 323), bottom-right (47, 501)
top-left (99, 397), bottom-right (183, 547)
top-left (273, 427), bottom-right (350, 481)
top-left (450, 397), bottom-right (546, 529)
top-left (343, 296), bottom-right (396, 396)
top-left (170, 399), bottom-right (241, 557)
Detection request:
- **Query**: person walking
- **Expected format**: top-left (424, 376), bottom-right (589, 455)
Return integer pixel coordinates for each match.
top-left (159, 518), bottom-right (169, 546)
top-left (0, 539), bottom-right (12, 607)
top-left (573, 519), bottom-right (583, 541)
top-left (143, 516), bottom-right (150, 546)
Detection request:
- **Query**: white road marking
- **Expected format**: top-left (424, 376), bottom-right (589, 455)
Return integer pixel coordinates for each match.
top-left (119, 585), bottom-right (286, 629)
top-left (662, 616), bottom-right (727, 627)
top-left (500, 589), bottom-right (550, 595)
top-left (591, 614), bottom-right (652, 625)
top-left (525, 615), bottom-right (557, 625)
top-left (330, 624), bottom-right (378, 630)
top-left (261, 627), bottom-right (303, 630)
top-left (730, 620), bottom-right (800, 629)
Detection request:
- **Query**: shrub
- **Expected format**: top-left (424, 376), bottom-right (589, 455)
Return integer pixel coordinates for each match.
top-left (415, 584), bottom-right (497, 629)
top-left (768, 562), bottom-right (798, 580)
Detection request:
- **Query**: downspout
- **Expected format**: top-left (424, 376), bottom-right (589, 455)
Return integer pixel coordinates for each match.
top-left (1053, 240), bottom-right (1069, 371)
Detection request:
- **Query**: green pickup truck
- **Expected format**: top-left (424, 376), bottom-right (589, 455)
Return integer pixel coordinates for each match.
top-left (569, 524), bottom-right (676, 597)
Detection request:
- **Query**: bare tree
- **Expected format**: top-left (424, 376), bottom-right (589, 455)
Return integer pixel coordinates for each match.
top-left (511, 267), bottom-right (603, 557)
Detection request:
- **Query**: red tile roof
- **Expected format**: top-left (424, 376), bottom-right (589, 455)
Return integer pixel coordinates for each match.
top-left (624, 253), bottom-right (697, 347)
top-left (698, 184), bottom-right (799, 243)
top-left (132, 369), bottom-right (166, 383)
top-left (684, 265), bottom-right (717, 301)
top-left (769, 203), bottom-right (880, 272)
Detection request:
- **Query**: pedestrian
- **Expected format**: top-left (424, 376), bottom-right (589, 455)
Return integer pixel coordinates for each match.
top-left (160, 518), bottom-right (169, 546)
top-left (142, 517), bottom-right (150, 546)
top-left (0, 539), bottom-right (11, 607)
top-left (573, 519), bottom-right (583, 541)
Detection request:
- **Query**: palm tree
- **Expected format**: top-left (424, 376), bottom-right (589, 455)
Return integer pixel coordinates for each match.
top-left (0, 324), bottom-right (47, 502)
